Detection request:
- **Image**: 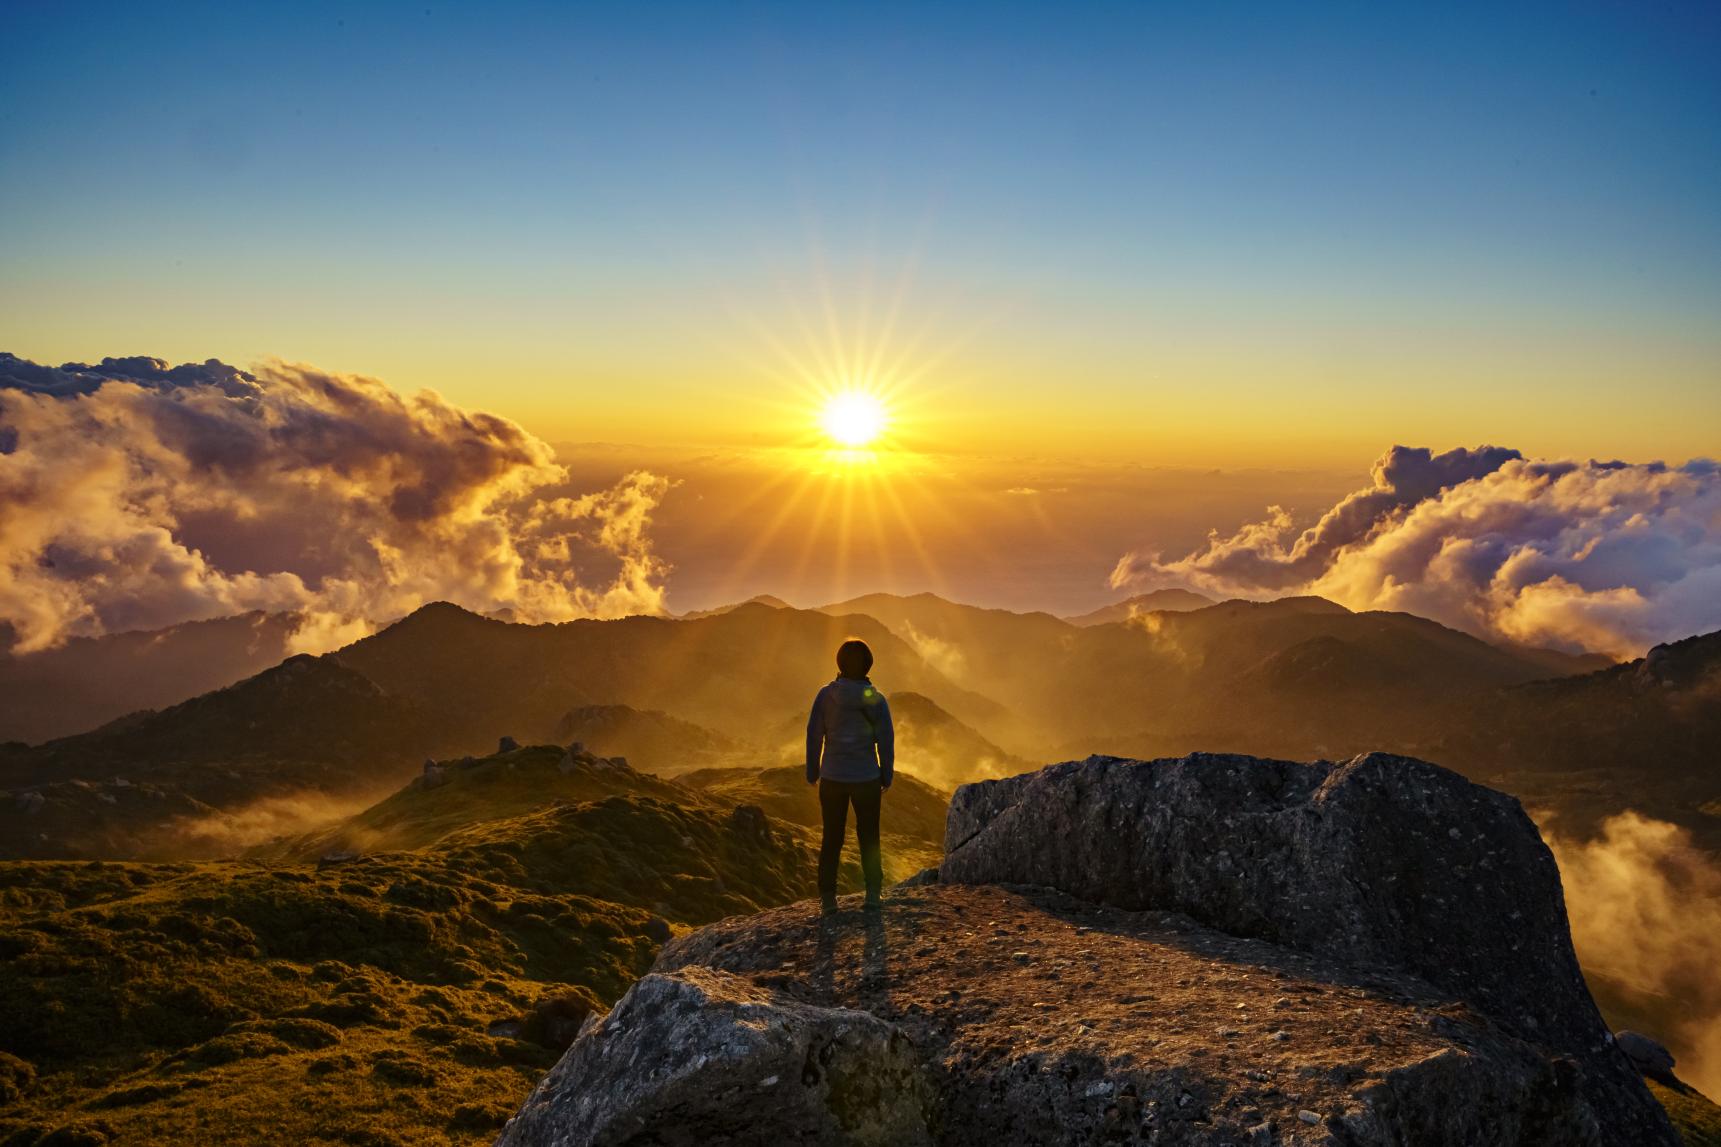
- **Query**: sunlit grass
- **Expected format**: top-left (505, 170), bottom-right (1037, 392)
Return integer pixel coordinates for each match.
top-left (0, 756), bottom-right (898, 1147)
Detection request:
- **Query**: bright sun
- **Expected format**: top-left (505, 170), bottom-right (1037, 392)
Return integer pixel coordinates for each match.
top-left (819, 391), bottom-right (888, 447)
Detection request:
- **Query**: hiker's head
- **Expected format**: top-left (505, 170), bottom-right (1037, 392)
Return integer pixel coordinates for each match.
top-left (836, 639), bottom-right (873, 679)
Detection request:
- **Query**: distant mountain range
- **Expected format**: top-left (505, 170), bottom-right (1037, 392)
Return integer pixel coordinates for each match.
top-left (1061, 587), bottom-right (1215, 625)
top-left (2, 590), bottom-right (1716, 859)
top-left (676, 594), bottom-right (793, 619)
top-left (0, 611), bottom-right (303, 743)
top-left (0, 587), bottom-right (1588, 751)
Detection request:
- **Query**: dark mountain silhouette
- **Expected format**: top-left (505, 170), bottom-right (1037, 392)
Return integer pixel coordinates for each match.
top-left (0, 602), bottom-right (991, 860)
top-left (1433, 629), bottom-right (1721, 845)
top-left (1455, 629), bottom-right (1721, 773)
top-left (818, 591), bottom-right (1073, 687)
top-left (0, 654), bottom-right (435, 799)
top-left (676, 593), bottom-right (792, 619)
top-left (1062, 587), bottom-right (1214, 625)
top-left (882, 691), bottom-right (1033, 784)
top-left (813, 591), bottom-right (1602, 759)
top-left (329, 600), bottom-right (992, 748)
top-left (0, 611), bottom-right (302, 743)
top-left (0, 654), bottom-right (440, 859)
top-left (2, 595), bottom-right (1708, 869)
top-left (1088, 599), bottom-right (1609, 758)
top-left (0, 590), bottom-right (1613, 782)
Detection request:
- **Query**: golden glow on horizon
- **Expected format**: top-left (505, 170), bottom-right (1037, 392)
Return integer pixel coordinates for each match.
top-left (679, 281), bottom-right (1002, 606)
top-left (659, 246), bottom-right (1035, 607)
top-left (819, 390), bottom-right (888, 447)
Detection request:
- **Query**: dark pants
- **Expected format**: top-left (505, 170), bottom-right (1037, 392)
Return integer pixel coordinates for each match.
top-left (818, 779), bottom-right (882, 899)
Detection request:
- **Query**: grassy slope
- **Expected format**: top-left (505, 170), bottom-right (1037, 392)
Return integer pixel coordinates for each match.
top-left (1652, 1079), bottom-right (1721, 1147)
top-left (256, 746), bottom-right (694, 863)
top-left (0, 779), bottom-right (866, 1146)
top-left (13, 741), bottom-right (1706, 1144)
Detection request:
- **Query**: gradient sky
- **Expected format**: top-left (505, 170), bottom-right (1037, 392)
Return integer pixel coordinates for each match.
top-left (3, 1), bottom-right (1719, 467)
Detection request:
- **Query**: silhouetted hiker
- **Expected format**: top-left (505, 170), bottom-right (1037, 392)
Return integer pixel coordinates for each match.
top-left (806, 638), bottom-right (895, 915)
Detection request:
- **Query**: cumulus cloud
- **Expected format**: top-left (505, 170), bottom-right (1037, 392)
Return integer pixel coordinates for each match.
top-left (0, 352), bottom-right (672, 654)
top-left (1111, 445), bottom-right (1721, 657)
top-left (1543, 811), bottom-right (1721, 1100)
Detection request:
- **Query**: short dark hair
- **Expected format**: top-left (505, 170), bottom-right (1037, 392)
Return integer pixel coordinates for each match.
top-left (836, 638), bottom-right (873, 678)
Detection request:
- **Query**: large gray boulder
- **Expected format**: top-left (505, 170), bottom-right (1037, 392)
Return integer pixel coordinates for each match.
top-left (939, 752), bottom-right (1674, 1143)
top-left (499, 753), bottom-right (1680, 1146)
top-left (497, 965), bottom-right (933, 1147)
top-left (651, 882), bottom-right (1654, 1146)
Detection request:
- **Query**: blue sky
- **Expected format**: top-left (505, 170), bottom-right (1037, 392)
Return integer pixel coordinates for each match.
top-left (3, 1), bottom-right (1717, 462)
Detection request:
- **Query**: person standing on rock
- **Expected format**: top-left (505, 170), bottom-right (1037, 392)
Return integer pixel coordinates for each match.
top-left (806, 638), bottom-right (895, 915)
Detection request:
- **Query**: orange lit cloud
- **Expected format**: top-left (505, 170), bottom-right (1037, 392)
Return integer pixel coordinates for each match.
top-left (0, 353), bottom-right (671, 653)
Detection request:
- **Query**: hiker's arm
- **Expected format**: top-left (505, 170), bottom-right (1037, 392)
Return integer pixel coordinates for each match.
top-left (876, 696), bottom-right (895, 789)
top-left (804, 691), bottom-right (824, 785)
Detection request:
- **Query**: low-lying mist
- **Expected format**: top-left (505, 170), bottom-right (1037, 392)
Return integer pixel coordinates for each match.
top-left (160, 791), bottom-right (386, 856)
top-left (1544, 810), bottom-right (1721, 1100)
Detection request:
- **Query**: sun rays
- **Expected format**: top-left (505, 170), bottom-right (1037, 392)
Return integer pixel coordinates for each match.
top-left (647, 217), bottom-right (1038, 611)
top-left (680, 293), bottom-right (1007, 605)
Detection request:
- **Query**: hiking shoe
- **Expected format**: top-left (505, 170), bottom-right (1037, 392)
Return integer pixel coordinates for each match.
top-left (862, 892), bottom-right (883, 913)
top-left (820, 897), bottom-right (840, 916)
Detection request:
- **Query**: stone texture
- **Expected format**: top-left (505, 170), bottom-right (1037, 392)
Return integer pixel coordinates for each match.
top-left (1616, 1030), bottom-right (1676, 1077)
top-left (728, 803), bottom-right (772, 841)
top-left (939, 751), bottom-right (1671, 1142)
top-left (496, 965), bottom-right (932, 1147)
top-left (653, 884), bottom-right (1639, 1145)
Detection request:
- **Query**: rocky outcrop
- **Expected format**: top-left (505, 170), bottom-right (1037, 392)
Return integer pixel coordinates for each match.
top-left (1616, 1031), bottom-right (1676, 1079)
top-left (500, 965), bottom-right (933, 1146)
top-left (940, 752), bottom-right (1671, 1142)
top-left (945, 755), bottom-right (1568, 1030)
top-left (499, 752), bottom-right (1679, 1146)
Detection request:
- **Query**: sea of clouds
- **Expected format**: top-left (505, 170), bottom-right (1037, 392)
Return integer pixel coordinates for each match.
top-left (0, 353), bottom-right (671, 655)
top-left (1113, 444), bottom-right (1721, 658)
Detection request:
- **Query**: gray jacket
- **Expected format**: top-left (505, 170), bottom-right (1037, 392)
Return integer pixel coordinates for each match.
top-left (805, 675), bottom-right (895, 785)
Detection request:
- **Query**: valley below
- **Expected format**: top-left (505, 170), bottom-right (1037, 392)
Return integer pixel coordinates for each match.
top-left (1, 592), bottom-right (1718, 1144)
